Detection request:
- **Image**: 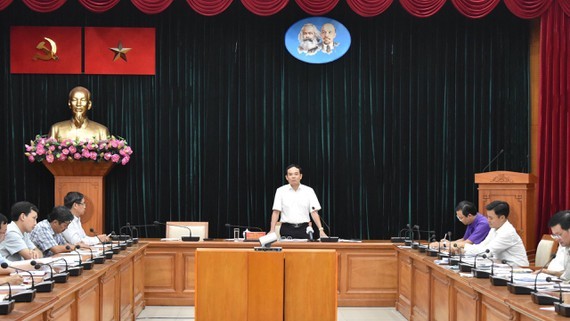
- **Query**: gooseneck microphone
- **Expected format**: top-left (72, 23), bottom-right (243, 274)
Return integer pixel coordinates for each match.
top-left (0, 262), bottom-right (36, 302)
top-left (473, 249), bottom-right (490, 269)
top-left (0, 281), bottom-right (15, 315)
top-left (71, 244), bottom-right (94, 270)
top-left (90, 228), bottom-right (114, 259)
top-left (502, 260), bottom-right (515, 283)
top-left (225, 223), bottom-right (264, 232)
top-left (155, 221), bottom-right (198, 242)
top-left (547, 277), bottom-right (564, 304)
top-left (33, 261), bottom-right (69, 283)
top-left (481, 149), bottom-right (504, 172)
top-left (533, 254), bottom-right (557, 292)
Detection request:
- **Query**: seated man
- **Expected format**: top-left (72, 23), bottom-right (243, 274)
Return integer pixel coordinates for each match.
top-left (429, 200), bottom-right (490, 249)
top-left (62, 191), bottom-right (108, 245)
top-left (0, 201), bottom-right (43, 261)
top-left (463, 200), bottom-right (529, 266)
top-left (540, 210), bottom-right (570, 279)
top-left (0, 213), bottom-right (23, 285)
top-left (30, 206), bottom-right (75, 257)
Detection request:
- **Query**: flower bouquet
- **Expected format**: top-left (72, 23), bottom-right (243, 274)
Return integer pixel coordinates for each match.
top-left (24, 135), bottom-right (133, 165)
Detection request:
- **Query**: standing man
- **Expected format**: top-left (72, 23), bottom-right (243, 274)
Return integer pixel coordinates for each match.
top-left (62, 191), bottom-right (108, 245)
top-left (270, 164), bottom-right (327, 239)
top-left (429, 200), bottom-right (490, 249)
top-left (30, 206), bottom-right (75, 257)
top-left (464, 200), bottom-right (529, 266)
top-left (0, 201), bottom-right (43, 261)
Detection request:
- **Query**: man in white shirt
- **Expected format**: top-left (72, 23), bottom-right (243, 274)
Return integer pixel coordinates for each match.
top-left (270, 164), bottom-right (327, 239)
top-left (61, 192), bottom-right (109, 245)
top-left (0, 201), bottom-right (43, 261)
top-left (464, 200), bottom-right (529, 266)
top-left (543, 210), bottom-right (570, 279)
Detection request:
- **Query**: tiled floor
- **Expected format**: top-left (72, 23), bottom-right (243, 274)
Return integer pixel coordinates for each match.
top-left (136, 306), bottom-right (408, 321)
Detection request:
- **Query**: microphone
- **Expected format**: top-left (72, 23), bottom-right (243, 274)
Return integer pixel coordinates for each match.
top-left (0, 262), bottom-right (36, 302)
top-left (224, 223), bottom-right (264, 232)
top-left (450, 243), bottom-right (463, 265)
top-left (306, 225), bottom-right (315, 241)
top-left (118, 224), bottom-right (133, 246)
top-left (481, 149), bottom-right (504, 172)
top-left (32, 261), bottom-right (69, 283)
top-left (437, 232), bottom-right (452, 259)
top-left (533, 254), bottom-right (557, 292)
top-left (547, 277), bottom-right (564, 304)
top-left (502, 260), bottom-right (514, 283)
top-left (472, 250), bottom-right (491, 278)
top-left (90, 228), bottom-right (113, 259)
top-left (391, 225), bottom-right (412, 243)
top-left (473, 249), bottom-right (490, 269)
top-left (71, 244), bottom-right (94, 270)
top-left (155, 221), bottom-right (199, 242)
top-left (411, 225), bottom-right (420, 249)
top-left (108, 231), bottom-right (125, 252)
top-left (51, 256), bottom-right (83, 277)
top-left (489, 259), bottom-right (511, 286)
top-left (0, 281), bottom-right (15, 315)
top-left (531, 269), bottom-right (563, 305)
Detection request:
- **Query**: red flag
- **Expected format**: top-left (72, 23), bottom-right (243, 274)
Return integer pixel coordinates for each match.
top-left (84, 27), bottom-right (155, 75)
top-left (10, 26), bottom-right (82, 74)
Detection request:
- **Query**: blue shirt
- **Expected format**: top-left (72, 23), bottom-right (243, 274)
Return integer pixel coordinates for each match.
top-left (463, 213), bottom-right (490, 244)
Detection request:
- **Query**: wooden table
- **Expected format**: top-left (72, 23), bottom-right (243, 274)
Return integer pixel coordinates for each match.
top-left (143, 239), bottom-right (397, 307)
top-left (396, 246), bottom-right (568, 321)
top-left (2, 243), bottom-right (146, 321)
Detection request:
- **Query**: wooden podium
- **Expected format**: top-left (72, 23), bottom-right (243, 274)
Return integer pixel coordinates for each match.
top-left (195, 248), bottom-right (337, 321)
top-left (474, 171), bottom-right (537, 248)
top-left (43, 161), bottom-right (115, 235)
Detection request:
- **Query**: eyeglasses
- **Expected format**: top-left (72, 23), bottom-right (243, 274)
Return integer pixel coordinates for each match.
top-left (551, 230), bottom-right (567, 240)
top-left (77, 202), bottom-right (86, 207)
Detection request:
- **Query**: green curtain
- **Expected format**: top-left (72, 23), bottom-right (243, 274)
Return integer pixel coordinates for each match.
top-left (0, 1), bottom-right (530, 239)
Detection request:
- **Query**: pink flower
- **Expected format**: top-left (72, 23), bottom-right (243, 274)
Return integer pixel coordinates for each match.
top-left (28, 155), bottom-right (35, 162)
top-left (74, 153), bottom-right (81, 160)
top-left (58, 154), bottom-right (67, 161)
top-left (121, 156), bottom-right (130, 165)
top-left (46, 154), bottom-right (55, 163)
top-left (90, 151), bottom-right (97, 160)
top-left (111, 154), bottom-right (121, 163)
top-left (62, 149), bottom-right (69, 155)
top-left (68, 146), bottom-right (77, 154)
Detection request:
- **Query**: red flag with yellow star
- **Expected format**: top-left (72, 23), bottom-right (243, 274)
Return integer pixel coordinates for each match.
top-left (84, 27), bottom-right (155, 75)
top-left (10, 26), bottom-right (82, 74)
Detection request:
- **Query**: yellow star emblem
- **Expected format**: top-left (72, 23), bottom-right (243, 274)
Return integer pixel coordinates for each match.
top-left (109, 41), bottom-right (132, 62)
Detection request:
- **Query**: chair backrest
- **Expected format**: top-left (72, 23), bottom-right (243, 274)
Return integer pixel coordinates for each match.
top-left (534, 234), bottom-right (557, 267)
top-left (166, 221), bottom-right (208, 241)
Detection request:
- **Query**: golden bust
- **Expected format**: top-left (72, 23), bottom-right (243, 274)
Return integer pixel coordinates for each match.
top-left (48, 86), bottom-right (110, 141)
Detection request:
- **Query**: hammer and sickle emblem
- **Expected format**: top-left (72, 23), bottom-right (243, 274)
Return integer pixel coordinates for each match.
top-left (33, 37), bottom-right (59, 61)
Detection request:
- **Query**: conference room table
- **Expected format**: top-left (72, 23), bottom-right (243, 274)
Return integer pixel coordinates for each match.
top-left (396, 246), bottom-right (569, 321)
top-left (1, 242), bottom-right (146, 321)
top-left (143, 238), bottom-right (398, 307)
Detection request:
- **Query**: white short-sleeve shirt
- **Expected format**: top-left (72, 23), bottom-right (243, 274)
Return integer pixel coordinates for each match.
top-left (0, 221), bottom-right (36, 261)
top-left (272, 184), bottom-right (321, 224)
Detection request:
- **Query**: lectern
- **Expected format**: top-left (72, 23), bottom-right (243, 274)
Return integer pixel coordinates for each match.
top-left (475, 171), bottom-right (537, 248)
top-left (43, 161), bottom-right (115, 235)
top-left (195, 248), bottom-right (337, 321)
